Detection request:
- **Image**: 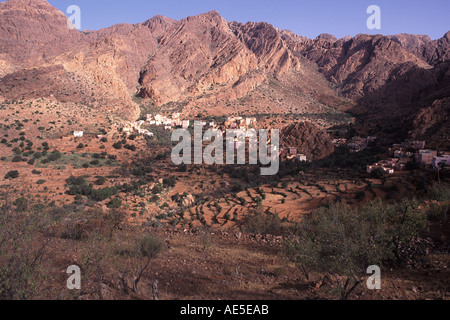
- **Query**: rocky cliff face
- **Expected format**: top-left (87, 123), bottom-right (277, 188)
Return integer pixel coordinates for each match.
top-left (409, 97), bottom-right (450, 150)
top-left (390, 32), bottom-right (450, 65)
top-left (0, 1), bottom-right (448, 143)
top-left (283, 33), bottom-right (433, 100)
top-left (0, 0), bottom-right (85, 75)
top-left (137, 11), bottom-right (259, 106)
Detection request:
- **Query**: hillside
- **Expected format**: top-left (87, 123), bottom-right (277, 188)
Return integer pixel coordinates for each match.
top-left (0, 0), bottom-right (448, 142)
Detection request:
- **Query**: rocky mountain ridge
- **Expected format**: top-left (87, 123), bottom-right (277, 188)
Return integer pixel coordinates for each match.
top-left (0, 0), bottom-right (448, 145)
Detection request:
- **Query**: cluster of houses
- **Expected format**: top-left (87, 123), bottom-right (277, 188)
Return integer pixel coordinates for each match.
top-left (391, 140), bottom-right (450, 168)
top-left (122, 120), bottom-right (154, 137)
top-left (332, 136), bottom-right (377, 152)
top-left (367, 158), bottom-right (405, 175)
top-left (121, 114), bottom-right (260, 138)
top-left (280, 147), bottom-right (308, 162)
top-left (368, 140), bottom-right (450, 175)
top-left (121, 113), bottom-right (188, 137)
top-left (223, 117), bottom-right (257, 131)
top-left (146, 113), bottom-right (192, 130)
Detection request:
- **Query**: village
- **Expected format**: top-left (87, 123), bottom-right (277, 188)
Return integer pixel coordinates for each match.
top-left (65, 112), bottom-right (450, 178)
top-left (367, 140), bottom-right (450, 175)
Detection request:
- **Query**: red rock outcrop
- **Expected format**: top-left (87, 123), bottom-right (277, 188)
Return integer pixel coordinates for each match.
top-left (281, 122), bottom-right (335, 160)
top-left (0, 0), bottom-right (85, 75)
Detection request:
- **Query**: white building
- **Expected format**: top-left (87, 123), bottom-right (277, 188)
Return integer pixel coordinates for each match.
top-left (74, 131), bottom-right (84, 138)
top-left (433, 155), bottom-right (450, 168)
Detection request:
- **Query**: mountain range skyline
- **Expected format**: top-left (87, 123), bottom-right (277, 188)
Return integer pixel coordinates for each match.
top-left (47, 0), bottom-right (450, 40)
top-left (0, 0), bottom-right (448, 150)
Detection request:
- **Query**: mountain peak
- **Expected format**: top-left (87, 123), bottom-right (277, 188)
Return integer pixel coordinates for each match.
top-left (185, 10), bottom-right (224, 23)
top-left (144, 15), bottom-right (178, 27)
top-left (201, 10), bottom-right (221, 18)
top-left (443, 31), bottom-right (450, 41)
top-left (5, 0), bottom-right (51, 8)
top-left (316, 33), bottom-right (337, 41)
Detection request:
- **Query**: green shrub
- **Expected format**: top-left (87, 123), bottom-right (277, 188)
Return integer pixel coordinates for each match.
top-left (95, 176), bottom-right (107, 185)
top-left (124, 144), bottom-right (136, 151)
top-left (163, 177), bottom-right (176, 188)
top-left (243, 208), bottom-right (282, 235)
top-left (107, 198), bottom-right (123, 209)
top-left (282, 199), bottom-right (427, 298)
top-left (13, 197), bottom-right (28, 212)
top-left (139, 234), bottom-right (164, 259)
top-left (427, 184), bottom-right (450, 202)
top-left (4, 170), bottom-right (19, 179)
top-left (113, 142), bottom-right (123, 150)
top-left (12, 155), bottom-right (23, 163)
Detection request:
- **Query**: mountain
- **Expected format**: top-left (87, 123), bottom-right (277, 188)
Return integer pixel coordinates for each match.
top-left (0, 0), bottom-right (84, 74)
top-left (0, 0), bottom-right (448, 146)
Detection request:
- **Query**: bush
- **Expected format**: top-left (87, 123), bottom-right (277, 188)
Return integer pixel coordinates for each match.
top-left (113, 142), bottom-right (123, 150)
top-left (12, 155), bottom-right (23, 163)
top-left (95, 176), bottom-right (107, 185)
top-left (124, 144), bottom-right (136, 151)
top-left (90, 187), bottom-right (118, 202)
top-left (132, 165), bottom-right (153, 177)
top-left (43, 150), bottom-right (62, 163)
top-left (370, 167), bottom-right (386, 179)
top-left (139, 234), bottom-right (164, 259)
top-left (243, 206), bottom-right (282, 235)
top-left (155, 152), bottom-right (168, 161)
top-left (33, 152), bottom-right (42, 159)
top-left (163, 177), bottom-right (176, 188)
top-left (4, 170), bottom-right (19, 179)
top-left (13, 197), bottom-right (28, 212)
top-left (107, 198), bottom-right (123, 209)
top-left (282, 199), bottom-right (427, 298)
top-left (427, 184), bottom-right (450, 202)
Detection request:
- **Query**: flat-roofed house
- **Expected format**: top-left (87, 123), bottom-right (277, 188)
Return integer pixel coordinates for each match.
top-left (433, 155), bottom-right (450, 168)
top-left (74, 131), bottom-right (84, 138)
top-left (416, 150), bottom-right (438, 165)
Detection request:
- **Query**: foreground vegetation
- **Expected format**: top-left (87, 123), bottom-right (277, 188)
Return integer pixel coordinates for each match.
top-left (0, 183), bottom-right (448, 300)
